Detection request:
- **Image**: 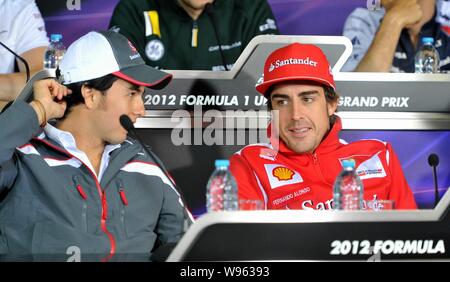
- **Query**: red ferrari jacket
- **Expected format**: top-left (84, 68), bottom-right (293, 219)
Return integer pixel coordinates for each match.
top-left (230, 117), bottom-right (417, 210)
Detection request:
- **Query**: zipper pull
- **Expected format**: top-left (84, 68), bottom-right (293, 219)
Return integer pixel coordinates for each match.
top-left (101, 193), bottom-right (108, 221)
top-left (73, 176), bottom-right (87, 200)
top-left (191, 21), bottom-right (198, 47)
top-left (119, 188), bottom-right (128, 206)
top-left (77, 185), bottom-right (88, 200)
top-left (312, 153), bottom-right (318, 164)
top-left (117, 179), bottom-right (128, 206)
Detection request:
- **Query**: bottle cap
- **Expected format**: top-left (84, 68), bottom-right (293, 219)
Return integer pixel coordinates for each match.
top-left (422, 37), bottom-right (434, 44)
top-left (215, 159), bottom-right (230, 168)
top-left (51, 34), bottom-right (63, 42)
top-left (342, 159), bottom-right (356, 169)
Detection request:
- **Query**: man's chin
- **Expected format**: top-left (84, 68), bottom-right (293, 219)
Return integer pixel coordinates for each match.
top-left (291, 148), bottom-right (314, 154)
top-left (106, 135), bottom-right (127, 145)
top-left (286, 141), bottom-right (315, 154)
top-left (180, 0), bottom-right (212, 10)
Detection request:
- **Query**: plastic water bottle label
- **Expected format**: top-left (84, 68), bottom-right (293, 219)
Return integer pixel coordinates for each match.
top-left (208, 178), bottom-right (224, 211)
top-left (333, 161), bottom-right (364, 210)
top-left (44, 34), bottom-right (66, 70)
top-left (206, 160), bottom-right (238, 212)
top-left (415, 38), bottom-right (440, 73)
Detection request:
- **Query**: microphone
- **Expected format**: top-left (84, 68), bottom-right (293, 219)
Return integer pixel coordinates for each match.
top-left (428, 153), bottom-right (440, 208)
top-left (0, 41), bottom-right (30, 82)
top-left (205, 3), bottom-right (229, 71)
top-left (0, 41), bottom-right (33, 114)
top-left (119, 115), bottom-right (194, 228)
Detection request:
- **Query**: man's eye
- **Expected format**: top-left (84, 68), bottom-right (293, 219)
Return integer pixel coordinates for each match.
top-left (275, 100), bottom-right (288, 106)
top-left (303, 97), bottom-right (314, 103)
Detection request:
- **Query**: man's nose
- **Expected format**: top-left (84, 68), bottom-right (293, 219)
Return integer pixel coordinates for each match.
top-left (290, 101), bottom-right (306, 121)
top-left (134, 96), bottom-right (145, 118)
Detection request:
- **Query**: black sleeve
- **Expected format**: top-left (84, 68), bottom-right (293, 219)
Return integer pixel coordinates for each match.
top-left (109, 0), bottom-right (148, 59)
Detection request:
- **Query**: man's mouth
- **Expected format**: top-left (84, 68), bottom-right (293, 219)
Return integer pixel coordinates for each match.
top-left (288, 127), bottom-right (311, 137)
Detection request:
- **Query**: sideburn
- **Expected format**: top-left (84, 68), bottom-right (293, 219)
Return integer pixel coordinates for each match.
top-left (96, 91), bottom-right (109, 111)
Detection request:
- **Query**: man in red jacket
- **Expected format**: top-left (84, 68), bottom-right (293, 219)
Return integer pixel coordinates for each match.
top-left (230, 42), bottom-right (417, 210)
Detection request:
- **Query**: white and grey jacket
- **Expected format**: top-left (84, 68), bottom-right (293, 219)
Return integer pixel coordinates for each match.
top-left (0, 100), bottom-right (185, 261)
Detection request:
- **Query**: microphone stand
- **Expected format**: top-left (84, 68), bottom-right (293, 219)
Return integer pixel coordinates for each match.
top-left (0, 41), bottom-right (30, 82)
top-left (428, 154), bottom-right (440, 208)
top-left (433, 165), bottom-right (439, 208)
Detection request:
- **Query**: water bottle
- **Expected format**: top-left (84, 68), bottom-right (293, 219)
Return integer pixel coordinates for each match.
top-left (43, 34), bottom-right (66, 70)
top-left (414, 37), bottom-right (440, 73)
top-left (206, 159), bottom-right (238, 212)
top-left (333, 159), bottom-right (364, 210)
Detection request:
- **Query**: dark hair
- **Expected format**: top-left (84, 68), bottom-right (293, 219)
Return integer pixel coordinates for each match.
top-left (264, 84), bottom-right (340, 111)
top-left (61, 74), bottom-right (119, 118)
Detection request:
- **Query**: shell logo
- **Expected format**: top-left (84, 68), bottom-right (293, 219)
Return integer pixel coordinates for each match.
top-left (272, 166), bottom-right (294, 181)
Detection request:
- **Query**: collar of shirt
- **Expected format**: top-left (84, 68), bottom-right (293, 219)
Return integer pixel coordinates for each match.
top-left (43, 123), bottom-right (121, 181)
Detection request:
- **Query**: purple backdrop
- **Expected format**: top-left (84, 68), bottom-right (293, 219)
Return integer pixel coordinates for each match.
top-left (340, 131), bottom-right (450, 209)
top-left (36, 0), bottom-right (369, 45)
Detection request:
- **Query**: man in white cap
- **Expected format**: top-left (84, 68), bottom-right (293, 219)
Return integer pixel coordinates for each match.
top-left (0, 31), bottom-right (189, 261)
top-left (230, 43), bottom-right (417, 210)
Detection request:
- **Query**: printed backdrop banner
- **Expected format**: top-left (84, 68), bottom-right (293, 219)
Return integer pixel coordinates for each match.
top-left (36, 0), bottom-right (368, 45)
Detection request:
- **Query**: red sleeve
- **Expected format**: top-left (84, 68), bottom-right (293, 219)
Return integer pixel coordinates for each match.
top-left (386, 143), bottom-right (417, 210)
top-left (230, 153), bottom-right (265, 203)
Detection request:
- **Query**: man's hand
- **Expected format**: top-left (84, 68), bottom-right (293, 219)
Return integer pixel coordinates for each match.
top-left (382, 0), bottom-right (423, 29)
top-left (354, 0), bottom-right (425, 72)
top-left (30, 79), bottom-right (71, 125)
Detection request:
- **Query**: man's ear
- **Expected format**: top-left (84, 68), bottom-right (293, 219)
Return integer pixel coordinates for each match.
top-left (327, 100), bottom-right (338, 116)
top-left (81, 85), bottom-right (97, 109)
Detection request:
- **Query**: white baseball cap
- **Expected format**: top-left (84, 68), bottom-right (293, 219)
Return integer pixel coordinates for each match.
top-left (59, 31), bottom-right (172, 89)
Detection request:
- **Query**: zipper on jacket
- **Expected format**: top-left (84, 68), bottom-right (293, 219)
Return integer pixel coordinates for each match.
top-left (99, 189), bottom-right (115, 262)
top-left (76, 185), bottom-right (88, 200)
top-left (191, 20), bottom-right (198, 47)
top-left (73, 176), bottom-right (88, 233)
top-left (311, 153), bottom-right (332, 186)
top-left (101, 192), bottom-right (108, 223)
top-left (116, 179), bottom-right (128, 238)
top-left (312, 153), bottom-right (318, 165)
top-left (119, 188), bottom-right (128, 206)
top-left (117, 179), bottom-right (128, 206)
top-left (34, 138), bottom-right (116, 260)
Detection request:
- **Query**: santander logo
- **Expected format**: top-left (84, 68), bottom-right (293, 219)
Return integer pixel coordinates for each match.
top-left (127, 40), bottom-right (138, 53)
top-left (268, 57), bottom-right (318, 72)
top-left (127, 40), bottom-right (141, 60)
